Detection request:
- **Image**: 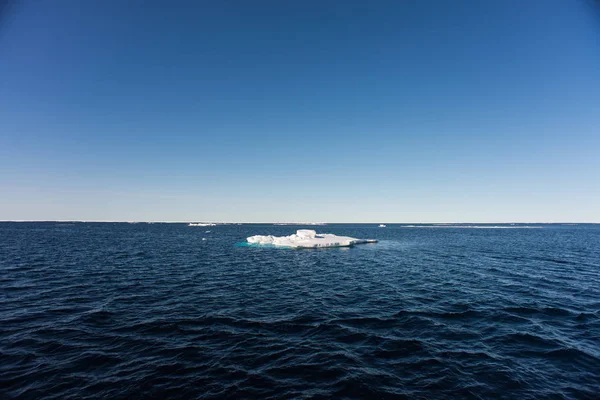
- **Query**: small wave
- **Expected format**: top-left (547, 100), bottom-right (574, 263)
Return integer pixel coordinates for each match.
top-left (74, 351), bottom-right (126, 367)
top-left (76, 309), bottom-right (115, 326)
top-left (503, 306), bottom-right (576, 318)
top-left (431, 309), bottom-right (483, 320)
top-left (544, 347), bottom-right (600, 363)
top-left (335, 316), bottom-right (399, 330)
top-left (372, 339), bottom-right (428, 359)
top-left (498, 332), bottom-right (562, 351)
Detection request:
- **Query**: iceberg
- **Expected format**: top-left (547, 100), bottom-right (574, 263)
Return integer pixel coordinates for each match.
top-left (189, 222), bottom-right (217, 227)
top-left (247, 229), bottom-right (377, 249)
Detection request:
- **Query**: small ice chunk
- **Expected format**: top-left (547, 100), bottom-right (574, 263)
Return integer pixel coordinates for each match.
top-left (246, 230), bottom-right (377, 249)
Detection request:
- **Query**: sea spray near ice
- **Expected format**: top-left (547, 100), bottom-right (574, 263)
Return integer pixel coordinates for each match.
top-left (246, 229), bottom-right (377, 249)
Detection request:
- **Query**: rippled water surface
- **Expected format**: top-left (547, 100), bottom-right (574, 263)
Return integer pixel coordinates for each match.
top-left (1, 222), bottom-right (599, 399)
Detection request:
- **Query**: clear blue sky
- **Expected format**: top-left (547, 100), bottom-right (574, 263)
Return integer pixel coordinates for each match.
top-left (1, 0), bottom-right (599, 222)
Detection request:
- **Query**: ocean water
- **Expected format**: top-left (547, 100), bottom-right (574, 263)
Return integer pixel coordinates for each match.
top-left (1, 222), bottom-right (599, 399)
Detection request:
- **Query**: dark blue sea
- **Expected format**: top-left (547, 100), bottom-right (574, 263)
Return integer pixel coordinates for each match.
top-left (1, 222), bottom-right (599, 399)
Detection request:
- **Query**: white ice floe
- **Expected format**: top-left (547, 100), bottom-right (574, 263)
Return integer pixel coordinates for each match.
top-left (379, 224), bottom-right (387, 228)
top-left (247, 229), bottom-right (377, 249)
top-left (189, 223), bottom-right (217, 227)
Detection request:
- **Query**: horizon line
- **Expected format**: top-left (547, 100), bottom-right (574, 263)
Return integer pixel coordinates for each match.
top-left (0, 220), bottom-right (598, 224)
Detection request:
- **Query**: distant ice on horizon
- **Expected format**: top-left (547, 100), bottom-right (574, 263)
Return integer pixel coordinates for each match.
top-left (399, 225), bottom-right (542, 229)
top-left (273, 222), bottom-right (327, 226)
